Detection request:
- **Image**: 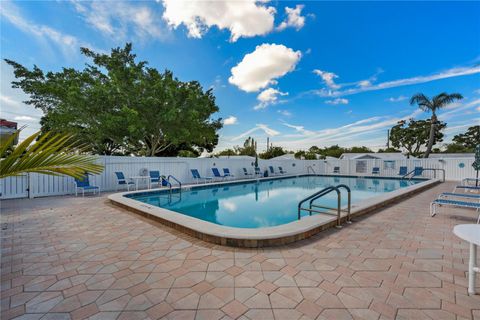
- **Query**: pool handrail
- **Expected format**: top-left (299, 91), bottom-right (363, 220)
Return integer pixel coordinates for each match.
top-left (298, 186), bottom-right (342, 227)
top-left (167, 175), bottom-right (182, 188)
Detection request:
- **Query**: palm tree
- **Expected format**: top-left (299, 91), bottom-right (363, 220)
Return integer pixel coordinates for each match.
top-left (1, 130), bottom-right (103, 179)
top-left (410, 92), bottom-right (463, 158)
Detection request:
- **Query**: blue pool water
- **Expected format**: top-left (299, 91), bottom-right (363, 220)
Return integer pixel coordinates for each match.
top-left (126, 175), bottom-right (422, 228)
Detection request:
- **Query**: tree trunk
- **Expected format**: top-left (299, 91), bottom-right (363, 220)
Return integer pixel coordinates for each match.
top-left (424, 114), bottom-right (436, 158)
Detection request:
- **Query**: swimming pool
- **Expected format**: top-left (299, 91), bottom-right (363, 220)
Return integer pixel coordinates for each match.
top-left (124, 175), bottom-right (422, 228)
top-left (110, 174), bottom-right (437, 246)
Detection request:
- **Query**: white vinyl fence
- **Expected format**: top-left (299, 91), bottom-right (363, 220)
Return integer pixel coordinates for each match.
top-left (0, 156), bottom-right (475, 200)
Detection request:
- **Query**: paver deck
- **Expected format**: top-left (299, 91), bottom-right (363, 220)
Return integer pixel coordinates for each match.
top-left (1, 182), bottom-right (479, 319)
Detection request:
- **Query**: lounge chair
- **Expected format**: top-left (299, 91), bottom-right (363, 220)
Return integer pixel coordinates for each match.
top-left (430, 198), bottom-right (480, 223)
top-left (191, 169), bottom-right (213, 184)
top-left (269, 166), bottom-right (277, 176)
top-left (398, 166), bottom-right (408, 176)
top-left (242, 168), bottom-right (253, 178)
top-left (372, 167), bottom-right (380, 175)
top-left (439, 192), bottom-right (480, 200)
top-left (74, 174), bottom-right (100, 197)
top-left (149, 170), bottom-right (163, 188)
top-left (278, 166), bottom-right (287, 174)
top-left (254, 167), bottom-right (262, 177)
top-left (114, 172), bottom-right (134, 191)
top-left (223, 168), bottom-right (235, 179)
top-left (212, 168), bottom-right (227, 180)
top-left (454, 185), bottom-right (480, 193)
top-left (462, 178), bottom-right (480, 186)
top-left (413, 166), bottom-right (423, 177)
top-left (333, 166), bottom-right (340, 174)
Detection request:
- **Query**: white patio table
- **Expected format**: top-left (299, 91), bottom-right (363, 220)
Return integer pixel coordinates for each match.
top-left (453, 224), bottom-right (480, 295)
top-left (130, 176), bottom-right (151, 190)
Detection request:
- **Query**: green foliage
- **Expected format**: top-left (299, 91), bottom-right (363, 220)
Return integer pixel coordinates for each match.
top-left (259, 146), bottom-right (287, 159)
top-left (410, 92), bottom-right (463, 157)
top-left (452, 125), bottom-right (479, 151)
top-left (216, 149), bottom-right (237, 157)
top-left (294, 150), bottom-right (318, 160)
top-left (237, 137), bottom-right (257, 157)
top-left (389, 119), bottom-right (446, 157)
top-left (177, 150), bottom-right (198, 158)
top-left (377, 147), bottom-right (402, 153)
top-left (5, 43), bottom-right (222, 156)
top-left (442, 143), bottom-right (471, 153)
top-left (0, 130), bottom-right (103, 179)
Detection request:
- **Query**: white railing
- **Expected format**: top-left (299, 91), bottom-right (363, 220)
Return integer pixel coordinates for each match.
top-left (0, 156), bottom-right (474, 199)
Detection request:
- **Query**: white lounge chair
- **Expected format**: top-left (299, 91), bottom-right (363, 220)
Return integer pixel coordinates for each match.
top-left (430, 198), bottom-right (480, 223)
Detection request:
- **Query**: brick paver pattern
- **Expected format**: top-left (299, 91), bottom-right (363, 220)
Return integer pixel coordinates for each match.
top-left (1, 182), bottom-right (479, 319)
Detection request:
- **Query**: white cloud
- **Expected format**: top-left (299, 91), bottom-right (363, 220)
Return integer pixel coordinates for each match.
top-left (223, 116), bottom-right (238, 125)
top-left (232, 124), bottom-right (280, 141)
top-left (387, 95), bottom-right (408, 102)
top-left (276, 5), bottom-right (305, 31)
top-left (325, 98), bottom-right (349, 105)
top-left (316, 65), bottom-right (480, 97)
top-left (0, 94), bottom-right (21, 108)
top-left (282, 122), bottom-right (314, 136)
top-left (72, 1), bottom-right (164, 41)
top-left (278, 109), bottom-right (292, 117)
top-left (162, 0), bottom-right (276, 42)
top-left (439, 98), bottom-right (480, 121)
top-left (254, 88), bottom-right (288, 110)
top-left (229, 43), bottom-right (301, 92)
top-left (313, 69), bottom-right (340, 90)
top-left (14, 115), bottom-right (37, 122)
top-left (357, 80), bottom-right (371, 88)
top-left (1, 1), bottom-right (82, 56)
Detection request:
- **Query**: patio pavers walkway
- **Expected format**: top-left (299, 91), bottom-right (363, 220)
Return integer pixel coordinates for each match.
top-left (1, 182), bottom-right (479, 319)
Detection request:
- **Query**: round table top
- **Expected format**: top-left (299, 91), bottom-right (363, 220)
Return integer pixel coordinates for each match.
top-left (453, 224), bottom-right (480, 246)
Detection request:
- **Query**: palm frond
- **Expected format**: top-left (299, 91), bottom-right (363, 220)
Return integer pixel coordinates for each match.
top-left (0, 130), bottom-right (104, 179)
top-left (432, 92), bottom-right (463, 109)
top-left (409, 93), bottom-right (433, 111)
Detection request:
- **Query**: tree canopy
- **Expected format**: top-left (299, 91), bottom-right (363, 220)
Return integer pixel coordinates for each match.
top-left (389, 119), bottom-right (446, 157)
top-left (452, 125), bottom-right (479, 151)
top-left (5, 43), bottom-right (222, 156)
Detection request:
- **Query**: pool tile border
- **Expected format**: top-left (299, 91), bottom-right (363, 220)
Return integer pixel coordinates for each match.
top-left (108, 175), bottom-right (440, 247)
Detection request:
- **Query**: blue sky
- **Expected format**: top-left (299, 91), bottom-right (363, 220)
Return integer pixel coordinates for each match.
top-left (1, 0), bottom-right (479, 152)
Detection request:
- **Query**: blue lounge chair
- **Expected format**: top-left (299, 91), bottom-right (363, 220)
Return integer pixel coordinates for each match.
top-left (439, 192), bottom-right (480, 200)
top-left (254, 167), bottom-right (262, 176)
top-left (191, 169), bottom-right (213, 184)
top-left (223, 168), bottom-right (235, 179)
top-left (212, 168), bottom-right (227, 180)
top-left (462, 178), bottom-right (480, 186)
top-left (398, 166), bottom-right (408, 176)
top-left (372, 167), bottom-right (380, 175)
top-left (454, 185), bottom-right (480, 192)
top-left (430, 198), bottom-right (480, 223)
top-left (242, 168), bottom-right (253, 178)
top-left (413, 166), bottom-right (423, 177)
top-left (269, 166), bottom-right (277, 176)
top-left (149, 170), bottom-right (162, 188)
top-left (74, 174), bottom-right (100, 197)
top-left (278, 166), bottom-right (287, 174)
top-left (333, 166), bottom-right (340, 174)
top-left (114, 172), bottom-right (134, 191)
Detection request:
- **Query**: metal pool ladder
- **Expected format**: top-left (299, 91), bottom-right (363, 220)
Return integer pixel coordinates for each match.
top-left (297, 184), bottom-right (351, 228)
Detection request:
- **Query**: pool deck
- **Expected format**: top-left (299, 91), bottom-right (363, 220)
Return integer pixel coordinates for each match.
top-left (1, 181), bottom-right (479, 319)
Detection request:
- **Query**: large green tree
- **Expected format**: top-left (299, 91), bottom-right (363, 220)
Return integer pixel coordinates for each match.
top-left (390, 119), bottom-right (446, 157)
top-left (410, 92), bottom-right (463, 158)
top-left (5, 44), bottom-right (222, 156)
top-left (452, 125), bottom-right (480, 151)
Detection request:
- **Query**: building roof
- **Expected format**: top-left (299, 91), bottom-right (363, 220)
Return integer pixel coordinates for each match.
top-left (270, 154), bottom-right (296, 160)
top-left (339, 152), bottom-right (409, 160)
top-left (428, 153), bottom-right (474, 159)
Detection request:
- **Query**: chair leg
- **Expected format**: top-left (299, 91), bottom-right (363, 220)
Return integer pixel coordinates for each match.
top-left (430, 203), bottom-right (436, 217)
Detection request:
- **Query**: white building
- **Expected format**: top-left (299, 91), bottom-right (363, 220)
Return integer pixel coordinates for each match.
top-left (339, 152), bottom-right (410, 160)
